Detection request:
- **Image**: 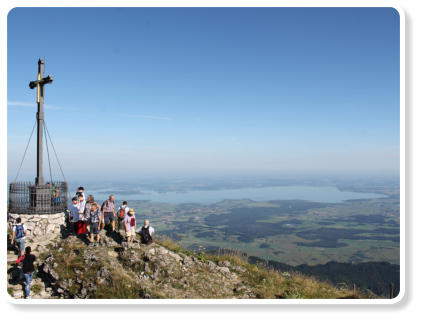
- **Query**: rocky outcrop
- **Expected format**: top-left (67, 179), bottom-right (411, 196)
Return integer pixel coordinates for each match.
top-left (34, 232), bottom-right (257, 299)
top-left (8, 226), bottom-right (371, 299)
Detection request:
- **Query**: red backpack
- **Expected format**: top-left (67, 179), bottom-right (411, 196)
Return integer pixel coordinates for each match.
top-left (130, 216), bottom-right (135, 227)
top-left (119, 208), bottom-right (125, 219)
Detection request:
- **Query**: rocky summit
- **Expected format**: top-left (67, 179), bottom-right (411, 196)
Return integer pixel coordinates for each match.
top-left (7, 229), bottom-right (374, 299)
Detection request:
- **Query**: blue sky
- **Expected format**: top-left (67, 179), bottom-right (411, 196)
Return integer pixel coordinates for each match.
top-left (7, 7), bottom-right (400, 181)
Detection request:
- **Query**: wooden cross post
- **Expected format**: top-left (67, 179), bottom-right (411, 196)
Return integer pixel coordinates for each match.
top-left (29, 58), bottom-right (53, 186)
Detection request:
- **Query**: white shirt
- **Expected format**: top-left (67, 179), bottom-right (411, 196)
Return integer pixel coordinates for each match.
top-left (13, 223), bottom-right (27, 240)
top-left (78, 199), bottom-right (86, 214)
top-left (136, 225), bottom-right (154, 236)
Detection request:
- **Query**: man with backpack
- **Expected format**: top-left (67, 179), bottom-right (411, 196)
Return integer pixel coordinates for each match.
top-left (137, 219), bottom-right (155, 245)
top-left (11, 217), bottom-right (27, 257)
top-left (116, 201), bottom-right (130, 231)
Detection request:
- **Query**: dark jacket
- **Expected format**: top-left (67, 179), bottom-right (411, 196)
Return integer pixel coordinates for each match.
top-left (22, 254), bottom-right (36, 274)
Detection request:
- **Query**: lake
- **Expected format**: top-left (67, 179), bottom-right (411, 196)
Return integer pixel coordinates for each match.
top-left (77, 184), bottom-right (386, 204)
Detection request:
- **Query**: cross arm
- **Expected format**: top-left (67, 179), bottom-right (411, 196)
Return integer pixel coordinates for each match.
top-left (29, 75), bottom-right (53, 89)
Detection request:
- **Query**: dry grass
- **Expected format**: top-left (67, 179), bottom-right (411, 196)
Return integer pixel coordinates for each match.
top-left (92, 268), bottom-right (140, 299)
top-left (155, 236), bottom-right (183, 253)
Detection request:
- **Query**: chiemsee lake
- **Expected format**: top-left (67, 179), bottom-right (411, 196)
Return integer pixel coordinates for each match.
top-left (80, 185), bottom-right (386, 204)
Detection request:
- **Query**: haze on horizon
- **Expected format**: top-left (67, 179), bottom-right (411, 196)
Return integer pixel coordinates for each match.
top-left (7, 8), bottom-right (400, 183)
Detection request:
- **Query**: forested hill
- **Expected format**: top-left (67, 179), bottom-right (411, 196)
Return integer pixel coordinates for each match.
top-left (247, 256), bottom-right (399, 298)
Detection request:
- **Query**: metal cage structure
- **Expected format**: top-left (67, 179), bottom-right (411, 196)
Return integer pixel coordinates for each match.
top-left (9, 181), bottom-right (68, 214)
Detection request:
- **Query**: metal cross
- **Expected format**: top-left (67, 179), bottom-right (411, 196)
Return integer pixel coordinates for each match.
top-left (29, 58), bottom-right (53, 186)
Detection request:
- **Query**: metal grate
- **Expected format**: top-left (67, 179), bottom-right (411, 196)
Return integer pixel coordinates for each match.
top-left (9, 181), bottom-right (68, 214)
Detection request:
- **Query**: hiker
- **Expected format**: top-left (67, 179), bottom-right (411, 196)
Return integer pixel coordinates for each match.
top-left (21, 246), bottom-right (36, 299)
top-left (124, 208), bottom-right (136, 243)
top-left (11, 217), bottom-right (27, 257)
top-left (101, 194), bottom-right (116, 232)
top-left (69, 196), bottom-right (80, 234)
top-left (88, 203), bottom-right (102, 246)
top-left (75, 186), bottom-right (85, 198)
top-left (75, 193), bottom-right (87, 235)
top-left (116, 201), bottom-right (130, 231)
top-left (138, 220), bottom-right (155, 245)
top-left (84, 195), bottom-right (97, 234)
top-left (53, 186), bottom-right (61, 205)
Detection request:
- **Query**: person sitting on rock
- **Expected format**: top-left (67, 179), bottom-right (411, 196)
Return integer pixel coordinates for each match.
top-left (11, 217), bottom-right (27, 257)
top-left (124, 208), bottom-right (136, 244)
top-left (22, 246), bottom-right (36, 299)
top-left (137, 219), bottom-right (155, 245)
top-left (88, 203), bottom-right (102, 246)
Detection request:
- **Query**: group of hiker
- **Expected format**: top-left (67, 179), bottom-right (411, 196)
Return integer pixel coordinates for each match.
top-left (68, 187), bottom-right (155, 246)
top-left (9, 186), bottom-right (155, 299)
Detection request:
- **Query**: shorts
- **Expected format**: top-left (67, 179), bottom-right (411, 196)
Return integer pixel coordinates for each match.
top-left (126, 228), bottom-right (135, 237)
top-left (104, 212), bottom-right (115, 224)
top-left (15, 238), bottom-right (25, 252)
top-left (90, 223), bottom-right (99, 235)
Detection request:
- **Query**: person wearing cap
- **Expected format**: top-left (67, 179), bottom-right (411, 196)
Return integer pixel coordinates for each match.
top-left (124, 208), bottom-right (136, 243)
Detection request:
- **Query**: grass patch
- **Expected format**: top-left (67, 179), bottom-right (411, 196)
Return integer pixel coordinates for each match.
top-left (92, 268), bottom-right (140, 299)
top-left (31, 284), bottom-right (42, 295)
top-left (156, 236), bottom-right (182, 253)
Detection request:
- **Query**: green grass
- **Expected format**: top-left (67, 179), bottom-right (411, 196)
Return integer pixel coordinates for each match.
top-left (31, 284), bottom-right (42, 295)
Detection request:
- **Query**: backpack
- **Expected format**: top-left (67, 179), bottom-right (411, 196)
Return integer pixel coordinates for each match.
top-left (15, 224), bottom-right (25, 239)
top-left (130, 217), bottom-right (136, 227)
top-left (140, 226), bottom-right (152, 244)
top-left (118, 207), bottom-right (125, 219)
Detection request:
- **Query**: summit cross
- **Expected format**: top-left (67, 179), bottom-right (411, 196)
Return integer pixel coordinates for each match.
top-left (29, 58), bottom-right (53, 186)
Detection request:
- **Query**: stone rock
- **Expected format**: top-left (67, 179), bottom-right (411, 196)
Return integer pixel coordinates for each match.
top-left (217, 266), bottom-right (230, 274)
top-left (218, 260), bottom-right (231, 268)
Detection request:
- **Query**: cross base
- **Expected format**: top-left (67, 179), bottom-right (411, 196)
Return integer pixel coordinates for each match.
top-left (29, 184), bottom-right (52, 212)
